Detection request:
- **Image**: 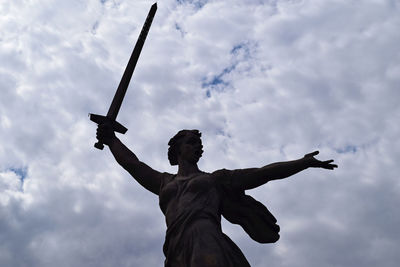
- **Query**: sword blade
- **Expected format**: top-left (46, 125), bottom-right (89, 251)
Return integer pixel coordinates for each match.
top-left (90, 3), bottom-right (157, 150)
top-left (107, 2), bottom-right (157, 120)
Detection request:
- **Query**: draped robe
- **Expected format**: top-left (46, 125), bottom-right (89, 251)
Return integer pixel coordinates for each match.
top-left (158, 169), bottom-right (280, 267)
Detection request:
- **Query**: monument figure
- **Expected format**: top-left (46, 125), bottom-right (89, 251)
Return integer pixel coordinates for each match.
top-left (96, 128), bottom-right (337, 266)
top-left (90, 3), bottom-right (338, 267)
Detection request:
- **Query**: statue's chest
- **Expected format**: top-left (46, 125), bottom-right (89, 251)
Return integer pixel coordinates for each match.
top-left (159, 174), bottom-right (220, 216)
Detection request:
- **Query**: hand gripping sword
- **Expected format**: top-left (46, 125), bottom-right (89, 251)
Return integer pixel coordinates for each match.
top-left (89, 3), bottom-right (157, 150)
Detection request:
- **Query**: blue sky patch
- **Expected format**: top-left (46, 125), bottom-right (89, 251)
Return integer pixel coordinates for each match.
top-left (203, 74), bottom-right (229, 88)
top-left (204, 66), bottom-right (235, 87)
top-left (176, 0), bottom-right (207, 9)
top-left (336, 145), bottom-right (358, 154)
top-left (9, 167), bottom-right (28, 190)
top-left (202, 63), bottom-right (237, 97)
top-left (201, 42), bottom-right (255, 97)
top-left (231, 44), bottom-right (244, 54)
top-left (175, 23), bottom-right (186, 37)
top-left (230, 43), bottom-right (251, 57)
top-left (201, 66), bottom-right (235, 97)
top-left (231, 42), bottom-right (254, 58)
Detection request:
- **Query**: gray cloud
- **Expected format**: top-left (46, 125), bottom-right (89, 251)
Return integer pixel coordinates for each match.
top-left (1, 0), bottom-right (399, 266)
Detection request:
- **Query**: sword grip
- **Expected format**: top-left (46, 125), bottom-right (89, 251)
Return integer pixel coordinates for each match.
top-left (89, 113), bottom-right (127, 151)
top-left (94, 141), bottom-right (104, 150)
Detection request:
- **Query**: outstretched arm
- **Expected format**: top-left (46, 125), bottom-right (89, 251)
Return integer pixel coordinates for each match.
top-left (230, 151), bottom-right (337, 190)
top-left (96, 124), bottom-right (163, 195)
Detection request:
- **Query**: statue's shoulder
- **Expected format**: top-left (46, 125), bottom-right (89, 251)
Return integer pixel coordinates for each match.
top-left (210, 168), bottom-right (231, 177)
top-left (210, 168), bottom-right (234, 185)
top-left (160, 172), bottom-right (176, 185)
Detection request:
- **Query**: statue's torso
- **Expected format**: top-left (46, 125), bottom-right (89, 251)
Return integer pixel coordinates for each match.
top-left (158, 172), bottom-right (250, 267)
top-left (159, 172), bottom-right (221, 227)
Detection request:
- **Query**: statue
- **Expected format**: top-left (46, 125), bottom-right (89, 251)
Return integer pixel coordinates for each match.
top-left (95, 127), bottom-right (337, 266)
top-left (90, 3), bottom-right (338, 266)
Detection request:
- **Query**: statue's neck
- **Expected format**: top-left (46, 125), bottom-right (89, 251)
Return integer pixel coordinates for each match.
top-left (177, 161), bottom-right (201, 177)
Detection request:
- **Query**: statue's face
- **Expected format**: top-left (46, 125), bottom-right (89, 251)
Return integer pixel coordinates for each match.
top-left (178, 133), bottom-right (203, 164)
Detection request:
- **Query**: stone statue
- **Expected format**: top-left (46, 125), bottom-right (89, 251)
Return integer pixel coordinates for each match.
top-left (96, 127), bottom-right (337, 266)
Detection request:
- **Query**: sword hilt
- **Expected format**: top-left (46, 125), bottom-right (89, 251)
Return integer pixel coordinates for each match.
top-left (94, 141), bottom-right (105, 150)
top-left (89, 113), bottom-right (128, 151)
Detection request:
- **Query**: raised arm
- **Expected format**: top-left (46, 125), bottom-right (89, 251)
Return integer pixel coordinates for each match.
top-left (228, 151), bottom-right (337, 190)
top-left (96, 124), bottom-right (163, 195)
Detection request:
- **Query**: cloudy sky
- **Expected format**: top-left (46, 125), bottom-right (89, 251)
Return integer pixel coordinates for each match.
top-left (1, 0), bottom-right (399, 266)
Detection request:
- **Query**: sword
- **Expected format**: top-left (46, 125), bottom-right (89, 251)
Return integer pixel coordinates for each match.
top-left (89, 3), bottom-right (157, 150)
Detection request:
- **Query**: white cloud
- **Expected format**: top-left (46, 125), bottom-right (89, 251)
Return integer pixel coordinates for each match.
top-left (1, 0), bottom-right (399, 266)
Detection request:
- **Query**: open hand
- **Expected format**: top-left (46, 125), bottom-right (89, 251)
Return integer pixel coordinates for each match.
top-left (303, 151), bottom-right (338, 170)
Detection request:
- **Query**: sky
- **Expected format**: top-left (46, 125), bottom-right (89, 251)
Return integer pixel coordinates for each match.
top-left (1, 0), bottom-right (399, 266)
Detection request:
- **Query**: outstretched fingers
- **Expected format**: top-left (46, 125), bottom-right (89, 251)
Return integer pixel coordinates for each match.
top-left (321, 159), bottom-right (338, 170)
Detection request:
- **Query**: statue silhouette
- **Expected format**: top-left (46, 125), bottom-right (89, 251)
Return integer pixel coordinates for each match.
top-left (96, 126), bottom-right (337, 266)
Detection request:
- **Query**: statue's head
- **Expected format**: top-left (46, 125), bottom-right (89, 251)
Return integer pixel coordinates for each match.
top-left (168, 129), bottom-right (203, 166)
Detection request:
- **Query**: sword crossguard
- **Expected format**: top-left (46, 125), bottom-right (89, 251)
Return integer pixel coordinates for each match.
top-left (89, 113), bottom-right (128, 150)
